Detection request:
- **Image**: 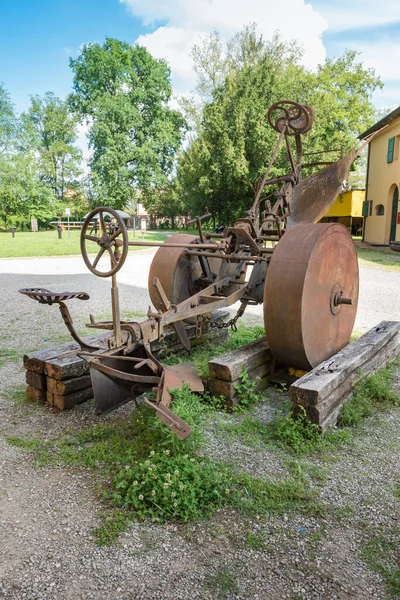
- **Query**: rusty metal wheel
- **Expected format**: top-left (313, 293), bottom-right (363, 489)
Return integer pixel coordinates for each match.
top-left (80, 207), bottom-right (129, 278)
top-left (149, 234), bottom-right (204, 310)
top-left (148, 234), bottom-right (244, 311)
top-left (263, 223), bottom-right (359, 370)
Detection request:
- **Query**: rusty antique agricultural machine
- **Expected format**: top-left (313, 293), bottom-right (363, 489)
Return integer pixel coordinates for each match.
top-left (20, 101), bottom-right (370, 439)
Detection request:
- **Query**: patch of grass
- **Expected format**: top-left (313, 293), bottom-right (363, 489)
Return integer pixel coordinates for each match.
top-left (161, 324), bottom-right (265, 379)
top-left (0, 229), bottom-right (168, 258)
top-left (339, 366), bottom-right (399, 428)
top-left (204, 566), bottom-right (239, 599)
top-left (267, 405), bottom-right (349, 455)
top-left (357, 247), bottom-right (400, 271)
top-left (361, 531), bottom-right (400, 597)
top-left (244, 529), bottom-right (269, 551)
top-left (0, 349), bottom-right (19, 360)
top-left (93, 510), bottom-right (132, 546)
top-left (11, 384), bottom-right (318, 539)
top-left (285, 460), bottom-right (329, 486)
top-left (6, 436), bottom-right (41, 449)
top-left (218, 415), bottom-right (270, 448)
top-left (8, 385), bottom-right (30, 405)
top-left (392, 484), bottom-right (400, 500)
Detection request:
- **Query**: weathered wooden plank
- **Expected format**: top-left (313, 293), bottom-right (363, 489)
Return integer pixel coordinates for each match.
top-left (23, 341), bottom-right (78, 373)
top-left (25, 371), bottom-right (47, 390)
top-left (53, 387), bottom-right (94, 411)
top-left (47, 374), bottom-right (92, 396)
top-left (209, 336), bottom-right (271, 382)
top-left (290, 321), bottom-right (400, 431)
top-left (44, 355), bottom-right (89, 380)
top-left (26, 385), bottom-right (45, 403)
top-left (46, 390), bottom-right (55, 407)
top-left (208, 362), bottom-right (270, 405)
top-left (24, 332), bottom-right (111, 373)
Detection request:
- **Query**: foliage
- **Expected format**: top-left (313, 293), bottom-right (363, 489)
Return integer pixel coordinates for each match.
top-left (204, 566), bottom-right (239, 599)
top-left (69, 38), bottom-right (187, 208)
top-left (0, 83), bottom-right (17, 155)
top-left (268, 405), bottom-right (327, 455)
top-left (234, 367), bottom-right (261, 411)
top-left (112, 449), bottom-right (232, 522)
top-left (0, 150), bottom-right (57, 225)
top-left (339, 366), bottom-right (399, 427)
top-left (21, 92), bottom-right (83, 204)
top-left (361, 531), bottom-right (400, 597)
top-left (177, 26), bottom-right (382, 224)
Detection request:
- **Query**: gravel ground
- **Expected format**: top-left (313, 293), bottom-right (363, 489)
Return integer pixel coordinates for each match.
top-left (0, 250), bottom-right (399, 600)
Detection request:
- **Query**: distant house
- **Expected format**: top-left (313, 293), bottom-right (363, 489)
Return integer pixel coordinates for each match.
top-left (359, 108), bottom-right (400, 245)
top-left (319, 189), bottom-right (364, 235)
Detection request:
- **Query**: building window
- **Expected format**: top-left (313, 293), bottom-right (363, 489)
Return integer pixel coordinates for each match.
top-left (376, 204), bottom-right (385, 216)
top-left (387, 137), bottom-right (395, 163)
top-left (369, 200), bottom-right (373, 216)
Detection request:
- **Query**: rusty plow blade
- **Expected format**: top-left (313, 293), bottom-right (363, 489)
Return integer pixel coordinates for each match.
top-left (287, 148), bottom-right (358, 227)
top-left (87, 355), bottom-right (203, 440)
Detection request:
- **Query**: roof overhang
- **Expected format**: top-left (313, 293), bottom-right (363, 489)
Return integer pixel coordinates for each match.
top-left (359, 106), bottom-right (400, 140)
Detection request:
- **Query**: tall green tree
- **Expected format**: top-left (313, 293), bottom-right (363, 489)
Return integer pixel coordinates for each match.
top-left (22, 92), bottom-right (82, 203)
top-left (0, 83), bottom-right (17, 156)
top-left (177, 28), bottom-right (382, 224)
top-left (69, 38), bottom-right (187, 209)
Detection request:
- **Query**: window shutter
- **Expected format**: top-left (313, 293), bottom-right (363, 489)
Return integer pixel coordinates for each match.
top-left (387, 137), bottom-right (395, 163)
top-left (362, 200), bottom-right (369, 217)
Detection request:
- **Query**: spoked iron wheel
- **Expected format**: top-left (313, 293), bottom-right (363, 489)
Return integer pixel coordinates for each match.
top-left (80, 207), bottom-right (129, 277)
top-left (264, 223), bottom-right (359, 370)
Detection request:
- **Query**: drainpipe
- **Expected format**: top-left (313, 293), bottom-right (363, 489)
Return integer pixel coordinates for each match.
top-left (362, 143), bottom-right (371, 243)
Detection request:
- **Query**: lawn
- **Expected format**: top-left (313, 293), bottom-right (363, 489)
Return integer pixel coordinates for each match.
top-left (0, 229), bottom-right (169, 258)
top-left (357, 246), bottom-right (400, 270)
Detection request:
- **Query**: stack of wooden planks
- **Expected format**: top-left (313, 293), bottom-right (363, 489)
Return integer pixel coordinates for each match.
top-left (208, 336), bottom-right (272, 406)
top-left (290, 321), bottom-right (400, 431)
top-left (23, 311), bottom-right (229, 411)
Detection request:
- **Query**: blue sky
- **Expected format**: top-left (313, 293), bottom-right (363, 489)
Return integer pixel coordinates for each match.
top-left (1, 0), bottom-right (399, 115)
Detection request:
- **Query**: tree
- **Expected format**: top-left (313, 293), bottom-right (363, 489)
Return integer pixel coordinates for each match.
top-left (177, 28), bottom-right (382, 224)
top-left (0, 151), bottom-right (57, 227)
top-left (21, 92), bottom-right (82, 203)
top-left (0, 83), bottom-right (17, 156)
top-left (69, 38), bottom-right (187, 209)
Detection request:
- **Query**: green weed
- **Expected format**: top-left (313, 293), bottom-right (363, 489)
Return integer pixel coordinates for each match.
top-left (204, 566), bottom-right (239, 599)
top-left (218, 415), bottom-right (270, 448)
top-left (234, 367), bottom-right (261, 411)
top-left (392, 484), bottom-right (400, 500)
top-left (339, 366), bottom-right (399, 427)
top-left (361, 532), bottom-right (400, 597)
top-left (244, 530), bottom-right (268, 551)
top-left (92, 510), bottom-right (132, 546)
top-left (6, 436), bottom-right (40, 449)
top-left (267, 406), bottom-right (324, 454)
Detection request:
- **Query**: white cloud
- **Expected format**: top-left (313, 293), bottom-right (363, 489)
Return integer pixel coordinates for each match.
top-left (352, 40), bottom-right (400, 83)
top-left (313, 0), bottom-right (400, 31)
top-left (121, 0), bottom-right (328, 95)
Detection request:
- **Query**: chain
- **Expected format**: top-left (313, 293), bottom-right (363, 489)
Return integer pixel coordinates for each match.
top-left (209, 300), bottom-right (249, 333)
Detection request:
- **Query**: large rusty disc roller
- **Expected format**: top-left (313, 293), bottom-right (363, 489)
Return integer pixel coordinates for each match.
top-left (264, 222), bottom-right (359, 370)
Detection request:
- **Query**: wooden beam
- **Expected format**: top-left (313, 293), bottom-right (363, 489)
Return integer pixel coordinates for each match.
top-left (289, 321), bottom-right (400, 431)
top-left (209, 336), bottom-right (271, 382)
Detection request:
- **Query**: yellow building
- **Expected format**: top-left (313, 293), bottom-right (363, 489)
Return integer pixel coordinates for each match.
top-left (359, 107), bottom-right (400, 245)
top-left (319, 189), bottom-right (364, 235)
